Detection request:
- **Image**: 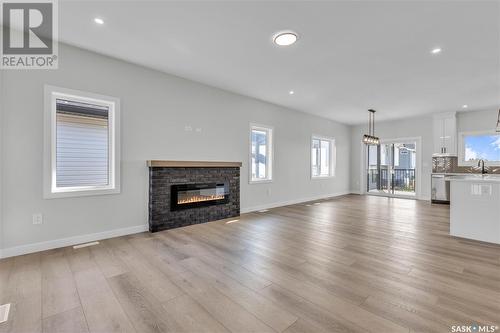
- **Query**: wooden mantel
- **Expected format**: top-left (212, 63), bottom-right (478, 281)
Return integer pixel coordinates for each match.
top-left (147, 160), bottom-right (242, 168)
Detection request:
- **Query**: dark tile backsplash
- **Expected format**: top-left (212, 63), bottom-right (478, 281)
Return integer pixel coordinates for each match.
top-left (432, 156), bottom-right (500, 174)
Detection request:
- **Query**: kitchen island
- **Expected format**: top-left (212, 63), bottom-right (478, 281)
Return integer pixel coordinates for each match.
top-left (449, 175), bottom-right (500, 244)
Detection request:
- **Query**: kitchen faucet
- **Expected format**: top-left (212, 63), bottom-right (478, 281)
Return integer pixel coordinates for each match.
top-left (477, 159), bottom-right (488, 174)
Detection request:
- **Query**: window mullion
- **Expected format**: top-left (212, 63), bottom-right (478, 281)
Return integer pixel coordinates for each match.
top-left (318, 141), bottom-right (322, 176)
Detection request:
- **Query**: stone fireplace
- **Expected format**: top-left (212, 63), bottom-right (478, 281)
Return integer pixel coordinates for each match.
top-left (148, 160), bottom-right (241, 232)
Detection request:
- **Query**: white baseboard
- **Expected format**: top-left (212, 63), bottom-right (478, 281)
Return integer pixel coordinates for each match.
top-left (349, 190), bottom-right (431, 202)
top-left (0, 224), bottom-right (148, 259)
top-left (0, 192), bottom-right (361, 259)
top-left (241, 191), bottom-right (351, 214)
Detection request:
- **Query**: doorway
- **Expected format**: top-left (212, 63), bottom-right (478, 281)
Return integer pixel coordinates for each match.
top-left (366, 139), bottom-right (418, 198)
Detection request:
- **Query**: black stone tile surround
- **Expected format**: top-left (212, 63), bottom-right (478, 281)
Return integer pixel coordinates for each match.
top-left (148, 167), bottom-right (240, 232)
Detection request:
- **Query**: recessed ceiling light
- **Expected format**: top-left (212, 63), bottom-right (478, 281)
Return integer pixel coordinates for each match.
top-left (431, 47), bottom-right (442, 54)
top-left (289, 90), bottom-right (294, 95)
top-left (273, 32), bottom-right (298, 46)
top-left (462, 104), bottom-right (468, 108)
top-left (94, 18), bottom-right (104, 25)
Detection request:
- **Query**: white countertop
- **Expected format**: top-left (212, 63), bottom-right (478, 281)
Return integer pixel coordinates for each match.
top-left (432, 172), bottom-right (477, 175)
top-left (447, 174), bottom-right (500, 183)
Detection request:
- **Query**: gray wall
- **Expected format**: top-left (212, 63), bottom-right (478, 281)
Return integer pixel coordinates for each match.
top-left (350, 109), bottom-right (500, 198)
top-left (457, 109), bottom-right (499, 133)
top-left (350, 115), bottom-right (434, 199)
top-left (0, 44), bottom-right (351, 251)
top-left (0, 70), bottom-right (4, 254)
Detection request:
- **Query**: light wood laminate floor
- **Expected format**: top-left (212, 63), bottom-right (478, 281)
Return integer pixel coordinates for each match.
top-left (1, 194), bottom-right (500, 333)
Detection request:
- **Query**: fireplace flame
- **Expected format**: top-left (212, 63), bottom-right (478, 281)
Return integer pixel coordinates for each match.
top-left (178, 194), bottom-right (225, 205)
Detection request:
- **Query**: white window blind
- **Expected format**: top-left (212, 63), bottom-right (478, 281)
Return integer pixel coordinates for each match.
top-left (55, 99), bottom-right (109, 188)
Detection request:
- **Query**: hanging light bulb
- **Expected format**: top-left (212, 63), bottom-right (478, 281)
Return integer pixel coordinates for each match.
top-left (496, 109), bottom-right (500, 132)
top-left (362, 109), bottom-right (380, 145)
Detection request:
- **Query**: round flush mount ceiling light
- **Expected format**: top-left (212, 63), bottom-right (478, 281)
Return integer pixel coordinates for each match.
top-left (273, 31), bottom-right (298, 46)
top-left (94, 17), bottom-right (104, 25)
top-left (431, 47), bottom-right (442, 54)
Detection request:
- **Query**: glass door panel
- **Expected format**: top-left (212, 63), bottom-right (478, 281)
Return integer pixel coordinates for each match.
top-left (379, 143), bottom-right (393, 194)
top-left (367, 141), bottom-right (416, 197)
top-left (367, 145), bottom-right (379, 193)
top-left (393, 142), bottom-right (416, 196)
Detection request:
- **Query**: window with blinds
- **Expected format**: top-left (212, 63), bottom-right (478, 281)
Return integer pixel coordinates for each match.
top-left (55, 99), bottom-right (109, 188)
top-left (44, 85), bottom-right (120, 198)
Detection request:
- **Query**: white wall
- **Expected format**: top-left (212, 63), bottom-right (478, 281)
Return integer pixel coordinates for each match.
top-left (0, 44), bottom-right (351, 254)
top-left (456, 109), bottom-right (499, 133)
top-left (0, 70), bottom-right (4, 256)
top-left (350, 115), bottom-right (434, 199)
top-left (350, 109), bottom-right (500, 198)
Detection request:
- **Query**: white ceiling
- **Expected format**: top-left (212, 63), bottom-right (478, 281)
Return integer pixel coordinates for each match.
top-left (59, 0), bottom-right (500, 125)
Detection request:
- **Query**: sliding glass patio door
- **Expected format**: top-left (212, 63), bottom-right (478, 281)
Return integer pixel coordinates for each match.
top-left (367, 140), bottom-right (417, 197)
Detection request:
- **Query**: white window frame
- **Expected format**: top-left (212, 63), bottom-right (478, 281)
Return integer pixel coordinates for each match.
top-left (458, 130), bottom-right (500, 167)
top-left (249, 123), bottom-right (273, 184)
top-left (43, 85), bottom-right (121, 199)
top-left (311, 135), bottom-right (336, 179)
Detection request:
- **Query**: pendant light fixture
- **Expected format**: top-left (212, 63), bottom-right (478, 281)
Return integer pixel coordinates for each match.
top-left (362, 109), bottom-right (380, 145)
top-left (496, 109), bottom-right (500, 132)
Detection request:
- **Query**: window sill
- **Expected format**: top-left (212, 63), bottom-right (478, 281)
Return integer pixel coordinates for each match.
top-left (458, 161), bottom-right (500, 167)
top-left (44, 186), bottom-right (120, 199)
top-left (311, 175), bottom-right (335, 180)
top-left (249, 179), bottom-right (273, 185)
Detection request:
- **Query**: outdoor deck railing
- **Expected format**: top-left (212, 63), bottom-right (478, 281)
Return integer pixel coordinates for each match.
top-left (368, 168), bottom-right (415, 192)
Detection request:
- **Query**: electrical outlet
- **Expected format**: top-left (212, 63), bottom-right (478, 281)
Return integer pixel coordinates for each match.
top-left (32, 213), bottom-right (43, 225)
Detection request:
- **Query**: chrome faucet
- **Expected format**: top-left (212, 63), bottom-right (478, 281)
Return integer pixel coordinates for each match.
top-left (478, 159), bottom-right (488, 174)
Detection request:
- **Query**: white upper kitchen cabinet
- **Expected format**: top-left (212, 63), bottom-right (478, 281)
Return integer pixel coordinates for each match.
top-left (433, 111), bottom-right (457, 155)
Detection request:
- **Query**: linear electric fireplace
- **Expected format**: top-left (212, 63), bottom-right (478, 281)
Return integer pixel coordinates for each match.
top-left (148, 160), bottom-right (241, 232)
top-left (171, 182), bottom-right (229, 211)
